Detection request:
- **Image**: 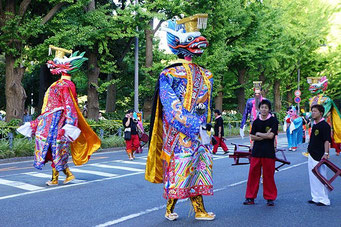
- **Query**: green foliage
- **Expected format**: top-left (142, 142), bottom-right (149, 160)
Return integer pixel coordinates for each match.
top-left (0, 140), bottom-right (14, 159)
top-left (12, 138), bottom-right (35, 157)
top-left (101, 136), bottom-right (126, 149)
top-left (0, 121), bottom-right (11, 137)
top-left (7, 119), bottom-right (22, 127)
top-left (1, 0), bottom-right (341, 122)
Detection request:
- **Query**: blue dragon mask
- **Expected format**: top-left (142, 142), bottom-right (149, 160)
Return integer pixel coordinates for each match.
top-left (162, 14), bottom-right (209, 58)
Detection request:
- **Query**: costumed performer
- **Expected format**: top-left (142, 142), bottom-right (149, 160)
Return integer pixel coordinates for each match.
top-left (240, 81), bottom-right (265, 140)
top-left (17, 45), bottom-right (101, 186)
top-left (145, 14), bottom-right (215, 221)
top-left (284, 106), bottom-right (303, 151)
top-left (303, 76), bottom-right (341, 156)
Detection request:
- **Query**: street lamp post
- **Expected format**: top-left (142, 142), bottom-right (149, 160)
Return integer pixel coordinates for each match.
top-left (134, 0), bottom-right (139, 112)
top-left (297, 64), bottom-right (300, 114)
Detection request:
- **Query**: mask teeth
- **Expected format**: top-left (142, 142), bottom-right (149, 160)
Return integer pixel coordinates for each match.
top-left (197, 17), bottom-right (207, 29)
top-left (48, 47), bottom-right (52, 56)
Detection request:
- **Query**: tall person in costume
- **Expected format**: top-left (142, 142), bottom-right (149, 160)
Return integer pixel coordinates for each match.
top-left (17, 45), bottom-right (101, 186)
top-left (145, 14), bottom-right (215, 221)
top-left (240, 82), bottom-right (265, 140)
top-left (284, 106), bottom-right (303, 151)
top-left (306, 76), bottom-right (341, 156)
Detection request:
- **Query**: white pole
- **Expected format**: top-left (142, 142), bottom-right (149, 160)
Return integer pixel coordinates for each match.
top-left (134, 0), bottom-right (139, 112)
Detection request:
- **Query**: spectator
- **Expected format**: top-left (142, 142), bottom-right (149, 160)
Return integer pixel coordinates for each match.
top-left (122, 109), bottom-right (140, 160)
top-left (212, 109), bottom-right (228, 154)
top-left (98, 112), bottom-right (106, 120)
top-left (23, 109), bottom-right (32, 123)
top-left (82, 101), bottom-right (88, 118)
top-left (134, 112), bottom-right (145, 154)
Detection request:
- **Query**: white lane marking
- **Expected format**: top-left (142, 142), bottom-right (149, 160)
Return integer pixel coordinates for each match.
top-left (212, 155), bottom-right (229, 160)
top-left (70, 169), bottom-right (117, 177)
top-left (23, 172), bottom-right (85, 183)
top-left (95, 160), bottom-right (308, 227)
top-left (113, 160), bottom-right (146, 166)
top-left (88, 164), bottom-right (144, 172)
top-left (0, 179), bottom-right (44, 191)
top-left (0, 172), bottom-right (144, 201)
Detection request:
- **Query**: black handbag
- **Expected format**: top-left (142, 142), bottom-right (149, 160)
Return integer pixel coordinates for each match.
top-left (124, 128), bottom-right (131, 140)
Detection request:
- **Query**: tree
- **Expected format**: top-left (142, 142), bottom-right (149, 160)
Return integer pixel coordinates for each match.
top-left (0, 1), bottom-right (69, 121)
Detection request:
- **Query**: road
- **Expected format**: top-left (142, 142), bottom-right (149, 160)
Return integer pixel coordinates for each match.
top-left (0, 133), bottom-right (340, 227)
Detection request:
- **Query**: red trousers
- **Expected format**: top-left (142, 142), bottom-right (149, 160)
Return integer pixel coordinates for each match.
top-left (245, 157), bottom-right (277, 200)
top-left (212, 136), bottom-right (228, 154)
top-left (125, 134), bottom-right (140, 152)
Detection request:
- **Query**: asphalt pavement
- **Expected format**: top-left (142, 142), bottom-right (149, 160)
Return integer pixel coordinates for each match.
top-left (0, 133), bottom-right (340, 227)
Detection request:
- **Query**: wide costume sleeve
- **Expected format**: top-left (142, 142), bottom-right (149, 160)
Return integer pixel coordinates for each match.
top-left (240, 99), bottom-right (252, 129)
top-left (159, 71), bottom-right (202, 140)
top-left (61, 85), bottom-right (78, 127)
top-left (291, 117), bottom-right (303, 134)
top-left (61, 84), bottom-right (80, 141)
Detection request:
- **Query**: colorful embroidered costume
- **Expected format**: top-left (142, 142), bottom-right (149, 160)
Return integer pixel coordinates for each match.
top-left (284, 106), bottom-right (303, 151)
top-left (307, 77), bottom-right (341, 155)
top-left (145, 14), bottom-right (215, 221)
top-left (17, 46), bottom-right (101, 186)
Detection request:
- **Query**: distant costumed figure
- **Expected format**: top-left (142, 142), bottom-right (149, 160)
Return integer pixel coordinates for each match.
top-left (240, 81), bottom-right (265, 140)
top-left (145, 14), bottom-right (215, 221)
top-left (306, 76), bottom-right (341, 156)
top-left (284, 106), bottom-right (303, 151)
top-left (17, 45), bottom-right (101, 186)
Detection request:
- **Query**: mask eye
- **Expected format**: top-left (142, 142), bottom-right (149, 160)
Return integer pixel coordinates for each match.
top-left (187, 36), bottom-right (194, 42)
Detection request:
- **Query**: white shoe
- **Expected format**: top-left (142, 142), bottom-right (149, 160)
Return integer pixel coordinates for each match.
top-left (165, 213), bottom-right (178, 221)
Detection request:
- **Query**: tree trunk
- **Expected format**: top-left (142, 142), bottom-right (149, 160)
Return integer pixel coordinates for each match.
top-left (273, 79), bottom-right (281, 112)
top-left (37, 65), bottom-right (53, 114)
top-left (286, 84), bottom-right (293, 107)
top-left (142, 19), bottom-right (154, 120)
top-left (5, 54), bottom-right (27, 122)
top-left (145, 20), bottom-right (153, 69)
top-left (105, 74), bottom-right (117, 113)
top-left (259, 70), bottom-right (268, 97)
top-left (237, 68), bottom-right (247, 114)
top-left (143, 99), bottom-right (153, 121)
top-left (87, 50), bottom-right (100, 121)
top-left (215, 91), bottom-right (223, 112)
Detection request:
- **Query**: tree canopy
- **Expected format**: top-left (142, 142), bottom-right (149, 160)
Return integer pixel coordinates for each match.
top-left (0, 0), bottom-right (340, 121)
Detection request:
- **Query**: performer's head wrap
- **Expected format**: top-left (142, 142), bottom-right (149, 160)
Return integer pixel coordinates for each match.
top-left (162, 14), bottom-right (209, 58)
top-left (287, 106), bottom-right (297, 117)
top-left (253, 81), bottom-right (263, 110)
top-left (307, 76), bottom-right (328, 95)
top-left (47, 45), bottom-right (88, 76)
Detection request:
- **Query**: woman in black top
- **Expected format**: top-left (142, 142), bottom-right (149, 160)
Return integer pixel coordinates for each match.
top-left (243, 100), bottom-right (278, 206)
top-left (123, 109), bottom-right (140, 160)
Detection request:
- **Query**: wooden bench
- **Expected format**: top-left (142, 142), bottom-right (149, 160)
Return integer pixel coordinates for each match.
top-left (228, 143), bottom-right (290, 171)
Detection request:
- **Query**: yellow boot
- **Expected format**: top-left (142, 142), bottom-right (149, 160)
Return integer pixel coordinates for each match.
top-left (165, 199), bottom-right (178, 221)
top-left (190, 195), bottom-right (215, 221)
top-left (63, 167), bottom-right (75, 184)
top-left (46, 168), bottom-right (59, 186)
